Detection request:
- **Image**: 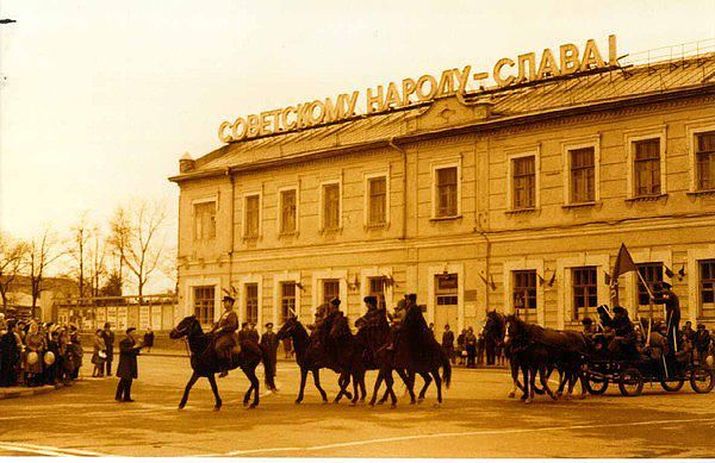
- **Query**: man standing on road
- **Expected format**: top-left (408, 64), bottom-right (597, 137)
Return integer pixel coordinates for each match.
top-left (260, 322), bottom-right (279, 392)
top-left (102, 322), bottom-right (115, 377)
top-left (115, 327), bottom-right (142, 402)
top-left (442, 324), bottom-right (455, 364)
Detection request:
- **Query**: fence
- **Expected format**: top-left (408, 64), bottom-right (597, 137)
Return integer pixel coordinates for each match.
top-left (53, 294), bottom-right (179, 332)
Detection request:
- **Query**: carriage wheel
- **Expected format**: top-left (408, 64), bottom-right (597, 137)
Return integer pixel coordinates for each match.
top-left (585, 375), bottom-right (609, 395)
top-left (660, 379), bottom-right (685, 392)
top-left (690, 367), bottom-right (714, 394)
top-left (618, 368), bottom-right (644, 397)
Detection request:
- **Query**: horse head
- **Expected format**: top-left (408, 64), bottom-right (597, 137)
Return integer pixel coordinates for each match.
top-left (484, 310), bottom-right (506, 344)
top-left (504, 314), bottom-right (524, 346)
top-left (276, 316), bottom-right (299, 341)
top-left (170, 315), bottom-right (201, 340)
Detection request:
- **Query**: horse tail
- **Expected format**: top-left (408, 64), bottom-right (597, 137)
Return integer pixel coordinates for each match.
top-left (441, 350), bottom-right (452, 389)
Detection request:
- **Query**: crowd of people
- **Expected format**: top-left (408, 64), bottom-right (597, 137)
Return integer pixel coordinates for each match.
top-left (437, 325), bottom-right (506, 368)
top-left (0, 314), bottom-right (85, 387)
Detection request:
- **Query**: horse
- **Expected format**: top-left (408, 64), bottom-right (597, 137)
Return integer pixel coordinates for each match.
top-left (275, 315), bottom-right (353, 404)
top-left (374, 300), bottom-right (451, 407)
top-left (169, 315), bottom-right (272, 410)
top-left (328, 313), bottom-right (369, 405)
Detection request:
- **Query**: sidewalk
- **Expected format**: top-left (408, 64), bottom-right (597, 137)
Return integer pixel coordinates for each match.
top-left (0, 382), bottom-right (71, 400)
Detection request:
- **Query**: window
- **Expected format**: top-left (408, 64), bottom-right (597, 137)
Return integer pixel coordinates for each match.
top-left (513, 270), bottom-right (537, 319)
top-left (322, 183), bottom-right (340, 230)
top-left (633, 139), bottom-right (661, 196)
top-left (322, 279), bottom-right (340, 304)
top-left (280, 282), bottom-right (296, 323)
top-left (572, 267), bottom-right (597, 320)
top-left (193, 286), bottom-right (215, 326)
top-left (280, 189), bottom-right (297, 234)
top-left (700, 260), bottom-right (715, 311)
top-left (569, 147), bottom-right (595, 203)
top-left (367, 177), bottom-right (387, 225)
top-left (435, 273), bottom-right (458, 305)
top-left (368, 277), bottom-right (387, 310)
top-left (696, 131), bottom-right (715, 191)
top-left (244, 195), bottom-right (260, 238)
top-left (512, 156), bottom-right (536, 209)
top-left (193, 202), bottom-right (216, 241)
top-left (435, 167), bottom-right (458, 217)
top-left (245, 283), bottom-right (258, 325)
top-left (636, 263), bottom-right (663, 306)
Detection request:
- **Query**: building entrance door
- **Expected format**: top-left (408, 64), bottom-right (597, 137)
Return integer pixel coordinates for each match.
top-left (434, 273), bottom-right (459, 340)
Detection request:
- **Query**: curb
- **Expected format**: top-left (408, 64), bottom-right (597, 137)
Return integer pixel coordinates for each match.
top-left (0, 382), bottom-right (70, 400)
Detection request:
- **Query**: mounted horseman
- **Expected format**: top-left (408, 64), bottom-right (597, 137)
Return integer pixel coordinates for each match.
top-left (211, 295), bottom-right (240, 378)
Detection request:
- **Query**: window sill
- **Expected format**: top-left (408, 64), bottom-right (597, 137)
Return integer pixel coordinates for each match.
top-left (242, 235), bottom-right (260, 242)
top-left (687, 189), bottom-right (715, 198)
top-left (562, 201), bottom-right (599, 210)
top-left (279, 231), bottom-right (299, 238)
top-left (430, 214), bottom-right (463, 222)
top-left (364, 222), bottom-right (388, 230)
top-left (320, 227), bottom-right (343, 235)
top-left (625, 194), bottom-right (668, 203)
top-left (505, 208), bottom-right (539, 215)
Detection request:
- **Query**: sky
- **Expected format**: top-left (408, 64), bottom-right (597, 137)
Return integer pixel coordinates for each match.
top-left (0, 0), bottom-right (714, 290)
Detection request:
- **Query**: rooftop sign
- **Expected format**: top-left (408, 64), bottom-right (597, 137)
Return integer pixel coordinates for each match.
top-left (218, 35), bottom-right (618, 143)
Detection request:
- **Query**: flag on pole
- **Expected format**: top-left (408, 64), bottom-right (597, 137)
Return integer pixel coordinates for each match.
top-left (612, 243), bottom-right (638, 281)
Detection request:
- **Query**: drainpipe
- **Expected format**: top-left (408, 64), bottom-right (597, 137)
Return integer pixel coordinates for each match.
top-left (476, 215), bottom-right (491, 311)
top-left (388, 137), bottom-right (408, 240)
top-left (226, 167), bottom-right (235, 290)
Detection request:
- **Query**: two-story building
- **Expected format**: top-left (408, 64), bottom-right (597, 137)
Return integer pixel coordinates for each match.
top-left (170, 50), bottom-right (715, 339)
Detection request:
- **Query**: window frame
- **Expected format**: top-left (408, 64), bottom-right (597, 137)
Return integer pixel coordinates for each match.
top-left (192, 285), bottom-right (216, 327)
top-left (625, 128), bottom-right (667, 199)
top-left (571, 266), bottom-right (599, 321)
top-left (192, 199), bottom-right (217, 242)
top-left (700, 259), bottom-right (715, 313)
top-left (562, 137), bottom-right (600, 206)
top-left (242, 192), bottom-right (262, 239)
top-left (277, 186), bottom-right (299, 236)
top-left (363, 171), bottom-right (390, 228)
top-left (506, 148), bottom-right (540, 211)
top-left (687, 122), bottom-right (715, 193)
top-left (431, 159), bottom-right (462, 219)
top-left (319, 180), bottom-right (342, 232)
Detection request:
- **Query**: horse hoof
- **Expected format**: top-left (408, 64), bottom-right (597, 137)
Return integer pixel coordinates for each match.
top-left (524, 398), bottom-right (532, 404)
top-left (248, 404), bottom-right (257, 409)
top-left (390, 403), bottom-right (397, 409)
top-left (295, 400), bottom-right (302, 405)
top-left (417, 398), bottom-right (424, 404)
top-left (349, 402), bottom-right (357, 407)
top-left (322, 400), bottom-right (329, 405)
top-left (507, 392), bottom-right (516, 399)
top-left (178, 404), bottom-right (186, 410)
top-left (579, 394), bottom-right (587, 400)
top-left (410, 399), bottom-right (416, 405)
top-left (214, 406), bottom-right (222, 412)
top-left (369, 402), bottom-right (375, 407)
top-left (432, 403), bottom-right (441, 408)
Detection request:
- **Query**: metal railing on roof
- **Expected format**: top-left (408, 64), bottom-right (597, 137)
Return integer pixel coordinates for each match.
top-left (620, 38), bottom-right (715, 67)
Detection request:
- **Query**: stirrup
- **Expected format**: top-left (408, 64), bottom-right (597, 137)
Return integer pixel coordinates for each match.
top-left (219, 370), bottom-right (229, 378)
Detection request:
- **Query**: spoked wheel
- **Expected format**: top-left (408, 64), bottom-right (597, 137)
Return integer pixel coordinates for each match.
top-left (690, 367), bottom-right (714, 394)
top-left (660, 379), bottom-right (685, 392)
top-left (585, 374), bottom-right (609, 395)
top-left (618, 368), bottom-right (644, 397)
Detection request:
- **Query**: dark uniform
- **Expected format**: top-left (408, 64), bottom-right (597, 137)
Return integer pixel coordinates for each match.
top-left (101, 324), bottom-right (115, 376)
top-left (655, 282), bottom-right (681, 353)
top-left (115, 328), bottom-right (141, 402)
top-left (606, 306), bottom-right (636, 358)
top-left (260, 323), bottom-right (280, 391)
top-left (442, 325), bottom-right (455, 364)
top-left (211, 296), bottom-right (239, 376)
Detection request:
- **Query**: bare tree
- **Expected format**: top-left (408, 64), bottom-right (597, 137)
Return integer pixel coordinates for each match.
top-left (28, 228), bottom-right (64, 317)
top-left (0, 233), bottom-right (29, 310)
top-left (109, 201), bottom-right (167, 300)
top-left (88, 228), bottom-right (107, 297)
top-left (68, 214), bottom-right (91, 298)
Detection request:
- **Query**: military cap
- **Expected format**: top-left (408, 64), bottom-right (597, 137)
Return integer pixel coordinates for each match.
top-left (581, 317), bottom-right (593, 326)
top-left (241, 322), bottom-right (249, 328)
top-left (330, 297), bottom-right (341, 307)
top-left (363, 295), bottom-right (377, 305)
top-left (405, 293), bottom-right (417, 303)
top-left (613, 306), bottom-right (626, 314)
top-left (265, 322), bottom-right (274, 328)
top-left (126, 327), bottom-right (137, 334)
top-left (223, 295), bottom-right (235, 304)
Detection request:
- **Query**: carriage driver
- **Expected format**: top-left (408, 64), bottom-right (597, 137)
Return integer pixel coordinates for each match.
top-left (211, 295), bottom-right (239, 378)
top-left (606, 306), bottom-right (637, 358)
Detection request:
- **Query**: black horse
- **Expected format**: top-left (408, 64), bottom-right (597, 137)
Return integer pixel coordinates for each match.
top-left (276, 316), bottom-right (353, 404)
top-left (169, 315), bottom-right (273, 410)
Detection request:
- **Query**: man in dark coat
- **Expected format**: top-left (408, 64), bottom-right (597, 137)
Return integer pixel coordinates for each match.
top-left (260, 322), bottom-right (280, 392)
top-left (694, 324), bottom-right (711, 363)
top-left (0, 319), bottom-right (19, 387)
top-left (101, 322), bottom-right (115, 376)
top-left (211, 295), bottom-right (239, 377)
top-left (115, 327), bottom-right (142, 402)
top-left (655, 282), bottom-right (681, 353)
top-left (442, 324), bottom-right (455, 364)
top-left (247, 323), bottom-right (260, 344)
top-left (605, 306), bottom-right (636, 358)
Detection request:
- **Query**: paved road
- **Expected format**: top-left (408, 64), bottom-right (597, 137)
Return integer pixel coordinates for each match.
top-left (1, 354), bottom-right (714, 458)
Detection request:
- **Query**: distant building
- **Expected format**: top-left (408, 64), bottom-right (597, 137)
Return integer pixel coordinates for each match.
top-left (170, 49), bottom-right (715, 339)
top-left (0, 275), bottom-right (78, 321)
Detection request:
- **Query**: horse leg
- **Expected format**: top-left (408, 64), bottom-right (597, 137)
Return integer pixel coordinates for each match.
top-left (526, 367), bottom-right (537, 404)
top-left (359, 371), bottom-right (367, 402)
top-left (369, 370), bottom-right (384, 406)
top-left (296, 367), bottom-right (308, 404)
top-left (178, 372), bottom-right (199, 410)
top-left (385, 370), bottom-right (397, 408)
top-left (334, 372), bottom-right (349, 403)
top-left (207, 374), bottom-right (223, 411)
top-left (433, 369), bottom-right (443, 406)
top-left (541, 367), bottom-right (557, 400)
top-left (396, 368), bottom-right (416, 404)
top-left (312, 369), bottom-right (328, 403)
top-left (246, 368), bottom-right (260, 409)
top-left (508, 360), bottom-right (520, 398)
top-left (418, 372), bottom-right (431, 403)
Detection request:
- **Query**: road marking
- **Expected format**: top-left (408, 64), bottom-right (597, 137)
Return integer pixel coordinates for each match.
top-left (0, 441), bottom-right (109, 457)
top-left (206, 416), bottom-right (715, 456)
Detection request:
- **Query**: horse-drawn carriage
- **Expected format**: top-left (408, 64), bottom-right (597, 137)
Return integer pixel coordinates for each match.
top-left (584, 333), bottom-right (714, 397)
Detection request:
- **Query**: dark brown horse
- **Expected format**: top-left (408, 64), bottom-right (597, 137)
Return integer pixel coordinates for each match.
top-left (276, 316), bottom-right (353, 404)
top-left (169, 315), bottom-right (273, 410)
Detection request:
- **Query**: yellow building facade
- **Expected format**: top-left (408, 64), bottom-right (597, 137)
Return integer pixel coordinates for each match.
top-left (170, 52), bottom-right (715, 339)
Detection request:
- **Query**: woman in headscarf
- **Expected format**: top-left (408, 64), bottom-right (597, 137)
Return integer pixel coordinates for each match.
top-left (24, 321), bottom-right (45, 386)
top-left (92, 328), bottom-right (107, 377)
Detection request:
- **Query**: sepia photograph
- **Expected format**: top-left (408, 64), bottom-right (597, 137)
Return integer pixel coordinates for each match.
top-left (1, 0), bottom-right (715, 459)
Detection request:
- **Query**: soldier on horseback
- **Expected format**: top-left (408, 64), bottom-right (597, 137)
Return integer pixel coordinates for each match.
top-left (211, 295), bottom-right (239, 378)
